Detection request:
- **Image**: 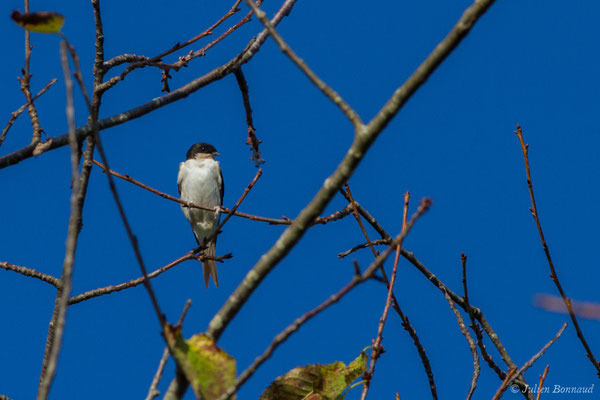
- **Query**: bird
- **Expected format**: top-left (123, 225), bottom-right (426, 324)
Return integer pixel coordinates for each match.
top-left (177, 142), bottom-right (224, 288)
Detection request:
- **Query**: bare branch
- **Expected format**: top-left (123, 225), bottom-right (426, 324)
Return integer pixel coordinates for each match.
top-left (535, 366), bottom-right (549, 400)
top-left (234, 68), bottom-right (265, 167)
top-left (101, 1), bottom-right (253, 92)
top-left (339, 188), bottom-right (391, 240)
top-left (515, 125), bottom-right (600, 376)
top-left (0, 262), bottom-right (60, 288)
top-left (360, 194), bottom-right (416, 400)
top-left (17, 0), bottom-right (43, 145)
top-left (343, 189), bottom-right (437, 399)
top-left (1, 78), bottom-right (57, 148)
top-left (244, 0), bottom-right (362, 128)
top-left (442, 288), bottom-right (479, 400)
top-left (366, 0), bottom-right (496, 134)
top-left (95, 137), bottom-right (167, 326)
top-left (462, 253), bottom-right (503, 381)
top-left (338, 239), bottom-right (390, 258)
top-left (37, 42), bottom-right (94, 400)
top-left (68, 252), bottom-right (195, 305)
top-left (492, 323), bottom-right (567, 399)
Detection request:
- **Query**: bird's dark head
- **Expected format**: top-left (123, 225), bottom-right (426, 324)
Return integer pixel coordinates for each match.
top-left (186, 142), bottom-right (219, 160)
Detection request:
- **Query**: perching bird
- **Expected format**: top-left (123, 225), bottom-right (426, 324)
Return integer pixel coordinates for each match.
top-left (177, 142), bottom-right (224, 288)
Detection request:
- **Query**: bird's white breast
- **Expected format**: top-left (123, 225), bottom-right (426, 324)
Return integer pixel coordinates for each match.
top-left (178, 158), bottom-right (222, 241)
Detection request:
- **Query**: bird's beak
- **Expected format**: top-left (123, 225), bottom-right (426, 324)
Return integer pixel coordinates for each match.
top-left (213, 152), bottom-right (220, 157)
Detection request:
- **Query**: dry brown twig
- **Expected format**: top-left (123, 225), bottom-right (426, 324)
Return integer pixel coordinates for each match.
top-left (234, 68), bottom-right (265, 167)
top-left (491, 323), bottom-right (567, 400)
top-left (99, 1), bottom-right (262, 93)
top-left (536, 365), bottom-right (550, 400)
top-left (37, 41), bottom-right (95, 400)
top-left (344, 187), bottom-right (437, 400)
top-left (0, 262), bottom-right (60, 287)
top-left (360, 196), bottom-right (428, 400)
top-left (515, 125), bottom-right (600, 376)
top-left (243, 0), bottom-right (362, 127)
top-left (462, 254), bottom-right (503, 380)
top-left (17, 0), bottom-right (43, 145)
top-left (1, 78), bottom-right (57, 148)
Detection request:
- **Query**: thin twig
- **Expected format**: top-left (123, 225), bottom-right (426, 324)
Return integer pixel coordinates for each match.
top-left (460, 254), bottom-right (481, 399)
top-left (145, 300), bottom-right (193, 400)
top-left (1, 78), bottom-right (57, 148)
top-left (360, 193), bottom-right (414, 400)
top-left (0, 262), bottom-right (60, 287)
top-left (462, 253), bottom-right (502, 380)
top-left (218, 198), bottom-right (432, 400)
top-left (214, 169), bottom-right (261, 236)
top-left (402, 246), bottom-right (533, 397)
top-left (338, 239), bottom-right (390, 258)
top-left (535, 365), bottom-right (549, 400)
top-left (339, 188), bottom-right (391, 240)
top-left (344, 189), bottom-right (437, 399)
top-left (38, 4), bottom-right (106, 398)
top-left (344, 183), bottom-right (379, 258)
top-left (492, 323), bottom-right (567, 400)
top-left (17, 0), bottom-right (43, 145)
top-left (100, 1), bottom-right (259, 93)
top-left (68, 253), bottom-right (195, 305)
top-left (244, 0), bottom-right (362, 128)
top-left (365, 0), bottom-right (496, 135)
top-left (442, 288), bottom-right (479, 400)
top-left (515, 125), bottom-right (600, 376)
top-left (37, 42), bottom-right (87, 400)
top-left (234, 68), bottom-right (265, 167)
top-left (143, 1), bottom-right (242, 65)
top-left (92, 137), bottom-right (167, 327)
top-left (492, 369), bottom-right (518, 400)
top-left (89, 156), bottom-right (352, 226)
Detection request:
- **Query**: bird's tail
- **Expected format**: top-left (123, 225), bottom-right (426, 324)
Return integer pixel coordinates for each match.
top-left (202, 241), bottom-right (219, 288)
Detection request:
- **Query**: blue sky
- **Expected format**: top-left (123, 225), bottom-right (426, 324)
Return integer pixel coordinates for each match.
top-left (1, 1), bottom-right (599, 399)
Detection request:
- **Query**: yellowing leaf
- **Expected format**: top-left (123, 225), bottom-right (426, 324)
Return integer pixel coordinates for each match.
top-left (259, 349), bottom-right (368, 400)
top-left (164, 325), bottom-right (236, 400)
top-left (11, 10), bottom-right (65, 33)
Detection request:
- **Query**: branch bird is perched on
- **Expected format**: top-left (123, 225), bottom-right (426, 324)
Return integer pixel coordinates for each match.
top-left (178, 142), bottom-right (224, 288)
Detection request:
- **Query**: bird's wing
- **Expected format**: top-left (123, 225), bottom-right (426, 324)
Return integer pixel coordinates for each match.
top-left (177, 162), bottom-right (184, 196)
top-left (218, 165), bottom-right (224, 206)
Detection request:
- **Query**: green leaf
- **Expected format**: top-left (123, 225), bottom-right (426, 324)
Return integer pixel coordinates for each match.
top-left (259, 349), bottom-right (368, 400)
top-left (164, 325), bottom-right (236, 400)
